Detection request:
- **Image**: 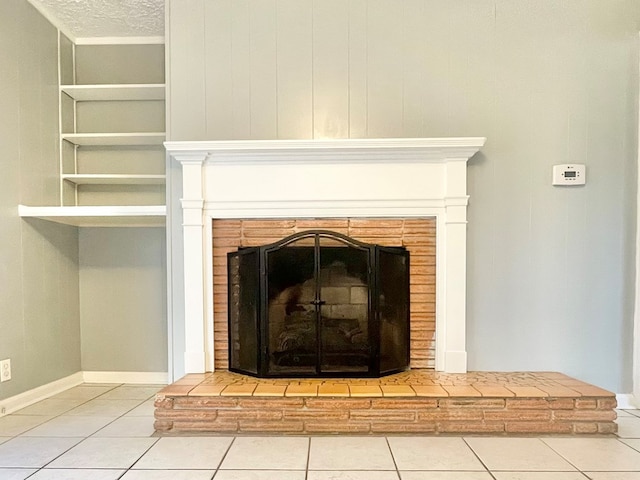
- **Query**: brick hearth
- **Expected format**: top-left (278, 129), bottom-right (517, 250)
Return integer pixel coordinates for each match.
top-left (154, 371), bottom-right (617, 435)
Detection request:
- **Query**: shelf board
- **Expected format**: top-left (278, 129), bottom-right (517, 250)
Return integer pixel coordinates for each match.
top-left (62, 174), bottom-right (166, 185)
top-left (61, 84), bottom-right (166, 101)
top-left (18, 205), bottom-right (166, 227)
top-left (61, 133), bottom-right (166, 146)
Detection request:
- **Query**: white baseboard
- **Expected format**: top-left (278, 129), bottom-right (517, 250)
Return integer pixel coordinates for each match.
top-left (0, 371), bottom-right (169, 417)
top-left (0, 372), bottom-right (84, 416)
top-left (617, 393), bottom-right (637, 409)
top-left (82, 371), bottom-right (168, 385)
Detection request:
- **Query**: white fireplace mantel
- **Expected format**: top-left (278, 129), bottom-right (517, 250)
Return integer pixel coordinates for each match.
top-left (166, 137), bottom-right (486, 374)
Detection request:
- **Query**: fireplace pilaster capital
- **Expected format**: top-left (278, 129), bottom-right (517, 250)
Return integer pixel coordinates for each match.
top-left (169, 152), bottom-right (208, 166)
top-left (181, 199), bottom-right (205, 227)
top-left (181, 199), bottom-right (204, 209)
top-left (443, 198), bottom-right (469, 225)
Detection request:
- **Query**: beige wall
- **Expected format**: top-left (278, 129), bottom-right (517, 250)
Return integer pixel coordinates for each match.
top-left (0, 0), bottom-right (81, 400)
top-left (79, 228), bottom-right (167, 373)
top-left (167, 0), bottom-right (640, 392)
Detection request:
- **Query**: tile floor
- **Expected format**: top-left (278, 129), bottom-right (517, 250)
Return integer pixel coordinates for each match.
top-left (0, 383), bottom-right (639, 479)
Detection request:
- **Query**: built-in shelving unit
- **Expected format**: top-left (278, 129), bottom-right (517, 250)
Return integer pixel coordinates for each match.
top-left (19, 37), bottom-right (167, 227)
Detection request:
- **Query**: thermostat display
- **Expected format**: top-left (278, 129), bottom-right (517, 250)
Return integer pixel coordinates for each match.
top-left (552, 164), bottom-right (586, 186)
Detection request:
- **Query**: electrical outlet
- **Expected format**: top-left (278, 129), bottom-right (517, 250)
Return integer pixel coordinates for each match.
top-left (0, 359), bottom-right (11, 382)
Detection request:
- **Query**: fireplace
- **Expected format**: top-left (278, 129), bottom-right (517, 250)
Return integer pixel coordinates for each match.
top-left (228, 230), bottom-right (410, 377)
top-left (165, 137), bottom-right (485, 377)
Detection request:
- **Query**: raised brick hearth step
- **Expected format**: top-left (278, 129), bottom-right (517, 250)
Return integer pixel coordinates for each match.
top-left (154, 370), bottom-right (617, 435)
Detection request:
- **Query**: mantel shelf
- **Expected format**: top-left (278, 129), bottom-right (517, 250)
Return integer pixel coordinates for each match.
top-left (62, 133), bottom-right (166, 146)
top-left (60, 84), bottom-right (166, 101)
top-left (18, 205), bottom-right (166, 227)
top-left (62, 174), bottom-right (166, 185)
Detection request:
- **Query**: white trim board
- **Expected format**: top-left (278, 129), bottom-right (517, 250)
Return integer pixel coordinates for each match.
top-left (0, 371), bottom-right (169, 417)
top-left (617, 393), bottom-right (638, 410)
top-left (0, 372), bottom-right (83, 416)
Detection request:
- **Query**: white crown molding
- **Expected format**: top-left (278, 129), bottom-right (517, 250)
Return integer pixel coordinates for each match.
top-left (165, 137), bottom-right (486, 151)
top-left (166, 137), bottom-right (486, 165)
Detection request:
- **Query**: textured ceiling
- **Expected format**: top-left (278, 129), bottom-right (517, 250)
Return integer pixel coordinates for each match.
top-left (29, 0), bottom-right (164, 39)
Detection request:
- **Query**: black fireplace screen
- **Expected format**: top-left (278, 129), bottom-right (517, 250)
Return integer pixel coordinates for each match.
top-left (227, 230), bottom-right (409, 377)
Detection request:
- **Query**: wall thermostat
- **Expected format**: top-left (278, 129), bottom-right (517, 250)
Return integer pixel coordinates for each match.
top-left (552, 164), bottom-right (586, 186)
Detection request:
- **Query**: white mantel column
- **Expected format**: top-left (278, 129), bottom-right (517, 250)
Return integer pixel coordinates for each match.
top-left (441, 158), bottom-right (470, 373)
top-left (176, 153), bottom-right (207, 373)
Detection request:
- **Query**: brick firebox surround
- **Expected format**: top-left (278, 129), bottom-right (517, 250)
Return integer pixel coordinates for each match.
top-left (212, 217), bottom-right (436, 370)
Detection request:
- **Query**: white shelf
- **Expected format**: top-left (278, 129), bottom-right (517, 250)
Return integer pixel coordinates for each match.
top-left (18, 205), bottom-right (166, 227)
top-left (62, 174), bottom-right (166, 185)
top-left (61, 84), bottom-right (166, 101)
top-left (61, 133), bottom-right (166, 146)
